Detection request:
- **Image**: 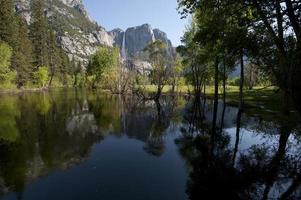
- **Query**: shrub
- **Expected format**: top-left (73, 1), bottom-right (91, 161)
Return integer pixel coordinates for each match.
top-left (228, 77), bottom-right (240, 86)
top-left (0, 42), bottom-right (16, 88)
top-left (34, 67), bottom-right (49, 88)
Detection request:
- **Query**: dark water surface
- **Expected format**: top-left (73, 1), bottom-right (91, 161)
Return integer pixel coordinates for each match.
top-left (0, 89), bottom-right (300, 200)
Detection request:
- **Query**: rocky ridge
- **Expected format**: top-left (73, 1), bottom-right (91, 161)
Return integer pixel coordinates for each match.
top-left (13, 0), bottom-right (175, 65)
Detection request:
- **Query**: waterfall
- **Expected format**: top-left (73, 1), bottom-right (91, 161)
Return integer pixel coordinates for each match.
top-left (121, 32), bottom-right (126, 59)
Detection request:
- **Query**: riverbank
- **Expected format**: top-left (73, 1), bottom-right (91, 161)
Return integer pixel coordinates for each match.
top-left (0, 87), bottom-right (50, 95)
top-left (145, 85), bottom-right (299, 120)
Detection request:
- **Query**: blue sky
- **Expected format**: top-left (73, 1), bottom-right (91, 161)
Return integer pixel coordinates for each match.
top-left (82, 0), bottom-right (188, 46)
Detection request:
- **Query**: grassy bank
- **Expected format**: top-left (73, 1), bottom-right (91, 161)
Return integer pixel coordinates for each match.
top-left (145, 85), bottom-right (299, 120)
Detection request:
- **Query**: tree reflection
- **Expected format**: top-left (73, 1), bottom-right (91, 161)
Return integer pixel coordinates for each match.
top-left (143, 100), bottom-right (170, 156)
top-left (0, 89), bottom-right (104, 196)
top-left (177, 100), bottom-right (301, 199)
top-left (0, 96), bottom-right (20, 143)
top-left (232, 108), bottom-right (242, 166)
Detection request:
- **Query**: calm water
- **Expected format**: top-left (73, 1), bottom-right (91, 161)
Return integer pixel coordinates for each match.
top-left (0, 89), bottom-right (300, 200)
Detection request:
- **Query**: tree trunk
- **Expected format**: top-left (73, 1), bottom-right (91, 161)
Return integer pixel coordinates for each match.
top-left (282, 89), bottom-right (290, 114)
top-left (262, 124), bottom-right (291, 200)
top-left (232, 50), bottom-right (245, 164)
top-left (239, 48), bottom-right (244, 111)
top-left (232, 108), bottom-right (242, 166)
top-left (155, 84), bottom-right (162, 101)
top-left (221, 61), bottom-right (226, 130)
top-left (211, 57), bottom-right (219, 148)
top-left (223, 61), bottom-right (226, 105)
top-left (48, 72), bottom-right (54, 88)
top-left (291, 42), bottom-right (301, 114)
top-left (74, 73), bottom-right (78, 87)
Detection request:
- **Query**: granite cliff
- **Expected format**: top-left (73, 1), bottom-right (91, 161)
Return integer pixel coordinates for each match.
top-left (13, 0), bottom-right (175, 65)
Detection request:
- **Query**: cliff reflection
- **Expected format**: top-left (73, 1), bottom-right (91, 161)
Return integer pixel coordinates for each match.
top-left (0, 90), bottom-right (181, 197)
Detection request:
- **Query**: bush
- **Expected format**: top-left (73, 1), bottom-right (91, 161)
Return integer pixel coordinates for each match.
top-left (34, 67), bottom-right (49, 88)
top-left (101, 66), bottom-right (135, 93)
top-left (0, 42), bottom-right (16, 88)
top-left (228, 77), bottom-right (240, 86)
top-left (87, 46), bottom-right (119, 87)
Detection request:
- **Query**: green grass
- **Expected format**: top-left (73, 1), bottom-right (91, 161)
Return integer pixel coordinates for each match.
top-left (144, 85), bottom-right (300, 121)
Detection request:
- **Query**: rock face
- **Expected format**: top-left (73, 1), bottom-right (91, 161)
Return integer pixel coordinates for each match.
top-left (13, 0), bottom-right (175, 65)
top-left (14, 0), bottom-right (113, 63)
top-left (109, 24), bottom-right (176, 60)
top-left (153, 29), bottom-right (175, 59)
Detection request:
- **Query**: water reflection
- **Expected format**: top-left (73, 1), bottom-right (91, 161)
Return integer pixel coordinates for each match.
top-left (0, 90), bottom-right (104, 198)
top-left (0, 89), bottom-right (300, 200)
top-left (177, 97), bottom-right (301, 200)
top-left (0, 90), bottom-right (185, 200)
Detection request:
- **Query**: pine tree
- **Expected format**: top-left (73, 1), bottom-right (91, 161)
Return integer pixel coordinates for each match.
top-left (0, 0), bottom-right (17, 47)
top-left (47, 28), bottom-right (60, 87)
top-left (59, 50), bottom-right (72, 86)
top-left (30, 0), bottom-right (49, 69)
top-left (14, 17), bottom-right (34, 87)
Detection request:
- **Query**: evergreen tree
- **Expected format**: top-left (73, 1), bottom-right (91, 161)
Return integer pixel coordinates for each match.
top-left (30, 0), bottom-right (49, 69)
top-left (0, 0), bottom-right (17, 47)
top-left (14, 17), bottom-right (34, 87)
top-left (47, 28), bottom-right (60, 86)
top-left (59, 51), bottom-right (72, 86)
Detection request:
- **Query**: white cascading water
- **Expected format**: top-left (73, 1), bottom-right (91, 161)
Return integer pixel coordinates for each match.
top-left (121, 32), bottom-right (126, 59)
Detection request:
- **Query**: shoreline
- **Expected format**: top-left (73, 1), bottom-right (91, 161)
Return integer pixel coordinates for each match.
top-left (0, 87), bottom-right (50, 95)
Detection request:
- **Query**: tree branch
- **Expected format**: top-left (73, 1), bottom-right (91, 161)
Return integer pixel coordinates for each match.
top-left (252, 0), bottom-right (286, 57)
top-left (285, 0), bottom-right (301, 40)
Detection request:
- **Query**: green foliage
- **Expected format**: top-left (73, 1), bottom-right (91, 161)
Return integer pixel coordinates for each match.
top-left (0, 0), bottom-right (17, 47)
top-left (0, 0), bottom-right (98, 90)
top-left (0, 42), bottom-right (12, 73)
top-left (14, 17), bottom-right (34, 87)
top-left (30, 0), bottom-right (50, 68)
top-left (101, 66), bottom-right (135, 94)
top-left (228, 77), bottom-right (240, 86)
top-left (33, 66), bottom-right (49, 88)
top-left (87, 46), bottom-right (120, 87)
top-left (178, 0), bottom-right (301, 114)
top-left (177, 19), bottom-right (212, 94)
top-left (0, 42), bottom-right (16, 87)
top-left (144, 40), bottom-right (169, 96)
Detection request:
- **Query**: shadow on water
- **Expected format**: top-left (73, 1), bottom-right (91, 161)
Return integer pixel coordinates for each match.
top-left (0, 89), bottom-right (300, 199)
top-left (176, 95), bottom-right (301, 200)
